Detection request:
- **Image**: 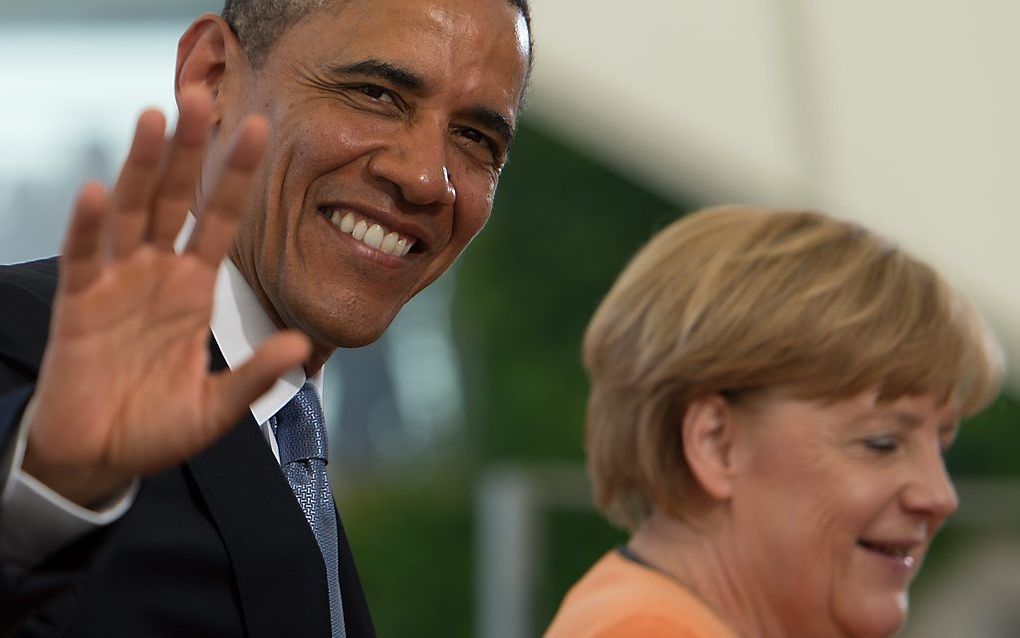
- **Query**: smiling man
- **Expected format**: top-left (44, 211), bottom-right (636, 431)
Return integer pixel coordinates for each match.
top-left (0, 0), bottom-right (532, 636)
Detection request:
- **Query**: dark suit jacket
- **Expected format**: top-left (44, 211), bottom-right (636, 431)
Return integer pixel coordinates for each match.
top-left (0, 257), bottom-right (375, 637)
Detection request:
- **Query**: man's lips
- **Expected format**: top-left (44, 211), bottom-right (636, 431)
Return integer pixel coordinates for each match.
top-left (317, 205), bottom-right (427, 257)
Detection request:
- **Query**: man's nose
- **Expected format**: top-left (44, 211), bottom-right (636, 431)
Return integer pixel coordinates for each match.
top-left (902, 445), bottom-right (959, 525)
top-left (367, 125), bottom-right (457, 207)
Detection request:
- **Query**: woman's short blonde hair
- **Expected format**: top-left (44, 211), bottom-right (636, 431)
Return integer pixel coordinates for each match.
top-left (583, 205), bottom-right (1004, 530)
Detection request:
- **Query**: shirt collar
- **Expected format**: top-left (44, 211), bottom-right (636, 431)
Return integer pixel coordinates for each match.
top-left (177, 215), bottom-right (322, 426)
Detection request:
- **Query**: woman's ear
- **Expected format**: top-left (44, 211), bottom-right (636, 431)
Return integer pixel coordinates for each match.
top-left (682, 394), bottom-right (739, 501)
top-left (175, 14), bottom-right (247, 123)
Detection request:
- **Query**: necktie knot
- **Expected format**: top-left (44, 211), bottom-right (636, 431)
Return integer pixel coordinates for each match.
top-left (271, 382), bottom-right (329, 464)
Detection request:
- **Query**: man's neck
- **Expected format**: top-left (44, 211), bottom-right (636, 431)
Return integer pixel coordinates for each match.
top-left (225, 250), bottom-right (332, 377)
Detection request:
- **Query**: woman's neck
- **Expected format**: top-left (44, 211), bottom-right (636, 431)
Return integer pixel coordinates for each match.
top-left (627, 510), bottom-right (789, 638)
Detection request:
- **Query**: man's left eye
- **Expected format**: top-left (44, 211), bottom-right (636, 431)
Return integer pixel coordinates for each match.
top-left (457, 127), bottom-right (503, 160)
top-left (458, 128), bottom-right (489, 146)
top-left (455, 129), bottom-right (503, 166)
top-left (356, 85), bottom-right (396, 104)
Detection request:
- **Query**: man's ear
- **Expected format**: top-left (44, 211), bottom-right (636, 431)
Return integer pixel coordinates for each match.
top-left (682, 394), bottom-right (739, 501)
top-left (175, 14), bottom-right (248, 122)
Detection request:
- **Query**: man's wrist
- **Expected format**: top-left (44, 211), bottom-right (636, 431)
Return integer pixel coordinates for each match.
top-left (20, 397), bottom-right (134, 510)
top-left (22, 447), bottom-right (133, 511)
top-left (0, 393), bottom-right (138, 572)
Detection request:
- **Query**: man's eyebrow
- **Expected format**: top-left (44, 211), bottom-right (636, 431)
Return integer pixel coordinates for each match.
top-left (464, 106), bottom-right (515, 147)
top-left (328, 59), bottom-right (425, 92)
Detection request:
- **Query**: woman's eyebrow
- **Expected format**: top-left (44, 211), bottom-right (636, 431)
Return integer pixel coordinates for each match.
top-left (849, 408), bottom-right (920, 430)
top-left (867, 409), bottom-right (960, 437)
top-left (890, 411), bottom-right (924, 428)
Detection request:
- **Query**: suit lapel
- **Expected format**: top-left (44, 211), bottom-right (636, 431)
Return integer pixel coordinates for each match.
top-left (185, 343), bottom-right (333, 638)
top-left (336, 506), bottom-right (376, 637)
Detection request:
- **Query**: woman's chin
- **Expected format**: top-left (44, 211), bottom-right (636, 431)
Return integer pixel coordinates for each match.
top-left (836, 589), bottom-right (909, 638)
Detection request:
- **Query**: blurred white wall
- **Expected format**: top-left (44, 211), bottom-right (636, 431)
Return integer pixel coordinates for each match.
top-left (0, 22), bottom-right (185, 262)
top-left (529, 0), bottom-right (1018, 391)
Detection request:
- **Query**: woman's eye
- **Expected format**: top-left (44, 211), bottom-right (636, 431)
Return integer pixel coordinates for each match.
top-left (865, 436), bottom-right (899, 453)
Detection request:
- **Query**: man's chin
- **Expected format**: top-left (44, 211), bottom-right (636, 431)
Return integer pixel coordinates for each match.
top-left (301, 312), bottom-right (396, 351)
top-left (329, 329), bottom-right (389, 350)
top-left (273, 284), bottom-right (405, 352)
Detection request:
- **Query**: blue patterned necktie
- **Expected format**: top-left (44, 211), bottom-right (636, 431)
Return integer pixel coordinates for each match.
top-left (270, 382), bottom-right (346, 638)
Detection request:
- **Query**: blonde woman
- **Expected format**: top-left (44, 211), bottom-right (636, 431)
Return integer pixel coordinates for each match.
top-left (546, 206), bottom-right (1003, 638)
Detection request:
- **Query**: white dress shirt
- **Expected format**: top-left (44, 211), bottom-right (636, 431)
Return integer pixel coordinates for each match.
top-left (0, 225), bottom-right (320, 570)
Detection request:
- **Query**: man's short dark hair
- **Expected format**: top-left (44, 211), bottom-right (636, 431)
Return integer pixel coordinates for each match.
top-left (222, 0), bottom-right (533, 81)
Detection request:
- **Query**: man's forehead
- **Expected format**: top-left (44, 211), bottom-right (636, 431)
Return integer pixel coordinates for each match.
top-left (310, 0), bottom-right (523, 29)
top-left (309, 0), bottom-right (529, 63)
top-left (288, 0), bottom-right (529, 114)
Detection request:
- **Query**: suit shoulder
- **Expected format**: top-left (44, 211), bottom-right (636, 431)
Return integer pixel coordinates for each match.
top-left (0, 257), bottom-right (60, 302)
top-left (0, 257), bottom-right (59, 375)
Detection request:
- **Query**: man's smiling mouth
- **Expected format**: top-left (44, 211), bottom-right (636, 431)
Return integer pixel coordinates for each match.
top-left (320, 206), bottom-right (418, 257)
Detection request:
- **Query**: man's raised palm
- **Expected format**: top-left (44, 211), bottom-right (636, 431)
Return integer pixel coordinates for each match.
top-left (23, 87), bottom-right (309, 507)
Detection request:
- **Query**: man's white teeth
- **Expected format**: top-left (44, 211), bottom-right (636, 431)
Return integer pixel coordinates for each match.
top-left (352, 220), bottom-right (368, 241)
top-left (364, 224), bottom-right (384, 249)
top-left (328, 210), bottom-right (414, 256)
